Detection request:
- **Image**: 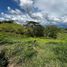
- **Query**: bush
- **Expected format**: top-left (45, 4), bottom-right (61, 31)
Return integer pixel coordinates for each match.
top-left (24, 21), bottom-right (44, 37)
top-left (44, 25), bottom-right (60, 39)
top-left (0, 50), bottom-right (8, 67)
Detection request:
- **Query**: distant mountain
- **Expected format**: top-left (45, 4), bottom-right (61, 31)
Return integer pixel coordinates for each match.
top-left (55, 22), bottom-right (67, 28)
top-left (45, 22), bottom-right (67, 28)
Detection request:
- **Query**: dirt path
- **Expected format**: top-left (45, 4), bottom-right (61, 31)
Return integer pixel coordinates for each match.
top-left (8, 64), bottom-right (15, 67)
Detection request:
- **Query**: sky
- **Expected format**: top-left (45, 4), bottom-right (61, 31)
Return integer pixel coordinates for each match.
top-left (0, 0), bottom-right (67, 25)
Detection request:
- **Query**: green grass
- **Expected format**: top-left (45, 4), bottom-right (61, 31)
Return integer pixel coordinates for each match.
top-left (0, 23), bottom-right (67, 67)
top-left (0, 32), bottom-right (67, 67)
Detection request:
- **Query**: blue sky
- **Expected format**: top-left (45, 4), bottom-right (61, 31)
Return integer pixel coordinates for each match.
top-left (0, 0), bottom-right (17, 12)
top-left (0, 0), bottom-right (67, 25)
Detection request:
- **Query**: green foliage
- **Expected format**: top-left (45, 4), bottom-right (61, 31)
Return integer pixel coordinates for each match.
top-left (0, 32), bottom-right (67, 67)
top-left (4, 41), bottom-right (37, 64)
top-left (0, 21), bottom-right (64, 39)
top-left (24, 21), bottom-right (44, 37)
top-left (0, 20), bottom-right (13, 24)
top-left (0, 50), bottom-right (8, 67)
top-left (0, 21), bottom-right (67, 67)
top-left (44, 25), bottom-right (60, 39)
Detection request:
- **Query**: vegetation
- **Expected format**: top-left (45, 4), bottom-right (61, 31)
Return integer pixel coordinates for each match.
top-left (44, 25), bottom-right (61, 39)
top-left (0, 21), bottom-right (67, 67)
top-left (0, 50), bottom-right (8, 67)
top-left (24, 21), bottom-right (44, 37)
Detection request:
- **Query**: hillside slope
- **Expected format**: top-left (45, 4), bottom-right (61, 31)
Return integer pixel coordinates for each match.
top-left (0, 22), bottom-right (67, 67)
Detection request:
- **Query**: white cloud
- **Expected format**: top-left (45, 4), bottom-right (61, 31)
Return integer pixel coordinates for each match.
top-left (20, 0), bottom-right (33, 6)
top-left (16, 0), bottom-right (35, 15)
top-left (7, 6), bottom-right (11, 10)
top-left (35, 0), bottom-right (67, 16)
top-left (0, 6), bottom-right (34, 23)
top-left (0, 0), bottom-right (67, 25)
top-left (7, 6), bottom-right (22, 15)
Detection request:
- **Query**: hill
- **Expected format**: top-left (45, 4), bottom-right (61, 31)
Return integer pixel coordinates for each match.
top-left (0, 22), bottom-right (67, 67)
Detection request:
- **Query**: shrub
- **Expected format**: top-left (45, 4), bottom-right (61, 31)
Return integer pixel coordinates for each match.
top-left (24, 21), bottom-right (44, 37)
top-left (44, 25), bottom-right (60, 39)
top-left (0, 50), bottom-right (8, 67)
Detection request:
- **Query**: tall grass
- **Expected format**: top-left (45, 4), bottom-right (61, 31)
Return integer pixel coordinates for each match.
top-left (0, 23), bottom-right (67, 67)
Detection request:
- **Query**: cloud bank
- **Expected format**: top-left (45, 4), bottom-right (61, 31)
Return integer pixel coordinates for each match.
top-left (0, 0), bottom-right (67, 25)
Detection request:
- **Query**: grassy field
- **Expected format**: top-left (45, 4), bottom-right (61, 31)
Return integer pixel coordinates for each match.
top-left (0, 23), bottom-right (67, 67)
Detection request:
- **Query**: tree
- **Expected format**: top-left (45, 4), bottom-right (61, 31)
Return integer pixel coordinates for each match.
top-left (44, 25), bottom-right (60, 39)
top-left (24, 21), bottom-right (44, 37)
